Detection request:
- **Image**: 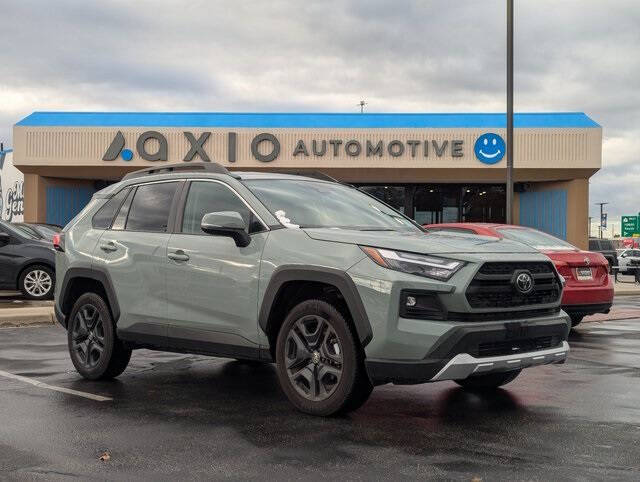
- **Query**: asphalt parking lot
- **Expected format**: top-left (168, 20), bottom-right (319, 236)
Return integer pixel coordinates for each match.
top-left (2, 301), bottom-right (640, 480)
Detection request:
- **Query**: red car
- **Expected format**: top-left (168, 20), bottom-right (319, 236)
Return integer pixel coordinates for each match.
top-left (423, 223), bottom-right (613, 327)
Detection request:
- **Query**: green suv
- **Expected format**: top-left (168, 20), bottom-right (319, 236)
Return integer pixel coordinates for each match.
top-left (54, 163), bottom-right (570, 416)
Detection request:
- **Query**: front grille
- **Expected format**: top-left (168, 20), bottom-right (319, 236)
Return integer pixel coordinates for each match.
top-left (466, 262), bottom-right (561, 309)
top-left (477, 336), bottom-right (561, 357)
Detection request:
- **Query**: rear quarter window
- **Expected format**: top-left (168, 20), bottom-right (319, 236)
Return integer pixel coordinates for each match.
top-left (92, 188), bottom-right (130, 229)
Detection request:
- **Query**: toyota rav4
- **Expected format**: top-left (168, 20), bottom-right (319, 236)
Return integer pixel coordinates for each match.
top-left (55, 163), bottom-right (570, 416)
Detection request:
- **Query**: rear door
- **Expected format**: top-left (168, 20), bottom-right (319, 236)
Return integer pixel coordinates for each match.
top-left (165, 179), bottom-right (269, 354)
top-left (92, 181), bottom-right (182, 344)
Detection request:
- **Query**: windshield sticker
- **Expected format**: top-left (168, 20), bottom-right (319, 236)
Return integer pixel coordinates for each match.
top-left (274, 210), bottom-right (300, 229)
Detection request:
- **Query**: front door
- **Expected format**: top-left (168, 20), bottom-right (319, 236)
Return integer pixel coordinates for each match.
top-left (0, 224), bottom-right (22, 288)
top-left (166, 180), bottom-right (269, 355)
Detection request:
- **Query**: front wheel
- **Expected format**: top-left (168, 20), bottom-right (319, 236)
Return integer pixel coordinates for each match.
top-left (275, 299), bottom-right (372, 416)
top-left (19, 265), bottom-right (55, 300)
top-left (455, 369), bottom-right (521, 389)
top-left (67, 293), bottom-right (131, 380)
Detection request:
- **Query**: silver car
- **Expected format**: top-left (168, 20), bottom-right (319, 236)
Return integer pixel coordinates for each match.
top-left (54, 163), bottom-right (570, 416)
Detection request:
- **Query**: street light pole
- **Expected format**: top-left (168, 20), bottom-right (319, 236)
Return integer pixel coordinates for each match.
top-left (506, 0), bottom-right (514, 224)
top-left (595, 202), bottom-right (608, 239)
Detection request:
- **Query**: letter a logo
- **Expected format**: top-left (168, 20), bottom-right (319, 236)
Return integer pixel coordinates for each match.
top-left (103, 131), bottom-right (133, 161)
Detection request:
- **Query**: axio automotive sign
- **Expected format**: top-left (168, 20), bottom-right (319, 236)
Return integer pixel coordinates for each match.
top-left (103, 130), bottom-right (506, 165)
top-left (0, 150), bottom-right (24, 222)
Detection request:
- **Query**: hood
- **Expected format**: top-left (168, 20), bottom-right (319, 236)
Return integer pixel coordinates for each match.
top-left (303, 228), bottom-right (539, 255)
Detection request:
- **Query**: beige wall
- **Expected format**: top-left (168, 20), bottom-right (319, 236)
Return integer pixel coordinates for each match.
top-left (13, 125), bottom-right (602, 173)
top-left (13, 124), bottom-right (600, 247)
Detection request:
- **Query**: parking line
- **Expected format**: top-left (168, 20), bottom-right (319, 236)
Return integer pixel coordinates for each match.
top-left (0, 369), bottom-right (112, 402)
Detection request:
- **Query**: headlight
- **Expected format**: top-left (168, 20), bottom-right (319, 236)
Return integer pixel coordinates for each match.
top-left (360, 246), bottom-right (465, 281)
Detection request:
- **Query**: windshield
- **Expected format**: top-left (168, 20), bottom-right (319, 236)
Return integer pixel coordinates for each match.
top-left (497, 227), bottom-right (576, 251)
top-left (245, 179), bottom-right (421, 232)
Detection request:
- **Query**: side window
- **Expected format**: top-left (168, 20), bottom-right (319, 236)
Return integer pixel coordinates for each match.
top-left (92, 188), bottom-right (130, 229)
top-left (125, 182), bottom-right (179, 233)
top-left (111, 188), bottom-right (136, 231)
top-left (181, 181), bottom-right (264, 235)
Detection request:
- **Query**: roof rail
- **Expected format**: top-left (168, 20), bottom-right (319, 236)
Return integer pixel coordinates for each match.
top-left (272, 170), bottom-right (339, 183)
top-left (122, 162), bottom-right (239, 181)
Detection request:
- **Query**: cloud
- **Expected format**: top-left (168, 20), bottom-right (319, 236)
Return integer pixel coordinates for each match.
top-left (0, 0), bottom-right (639, 220)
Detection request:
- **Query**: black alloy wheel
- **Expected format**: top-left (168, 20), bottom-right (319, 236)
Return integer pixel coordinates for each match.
top-left (71, 304), bottom-right (106, 369)
top-left (67, 293), bottom-right (131, 380)
top-left (284, 314), bottom-right (344, 402)
top-left (276, 299), bottom-right (372, 416)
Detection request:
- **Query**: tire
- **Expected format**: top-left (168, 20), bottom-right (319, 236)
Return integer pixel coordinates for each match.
top-left (455, 369), bottom-right (521, 389)
top-left (275, 299), bottom-right (372, 416)
top-left (67, 293), bottom-right (131, 380)
top-left (19, 264), bottom-right (55, 300)
top-left (570, 314), bottom-right (584, 327)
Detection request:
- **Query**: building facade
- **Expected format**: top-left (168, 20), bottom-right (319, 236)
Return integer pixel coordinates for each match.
top-left (12, 112), bottom-right (601, 248)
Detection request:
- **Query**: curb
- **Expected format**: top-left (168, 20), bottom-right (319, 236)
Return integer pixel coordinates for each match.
top-left (614, 291), bottom-right (640, 297)
top-left (0, 307), bottom-right (55, 327)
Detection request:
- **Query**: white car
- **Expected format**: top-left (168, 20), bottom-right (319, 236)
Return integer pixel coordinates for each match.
top-left (617, 249), bottom-right (640, 273)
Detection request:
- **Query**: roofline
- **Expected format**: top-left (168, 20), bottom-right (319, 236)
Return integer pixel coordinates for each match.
top-left (14, 111), bottom-right (601, 128)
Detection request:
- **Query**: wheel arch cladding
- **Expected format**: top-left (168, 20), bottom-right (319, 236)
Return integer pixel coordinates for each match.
top-left (259, 266), bottom-right (373, 349)
top-left (59, 268), bottom-right (120, 323)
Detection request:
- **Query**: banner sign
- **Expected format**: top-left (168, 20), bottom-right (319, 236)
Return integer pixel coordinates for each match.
top-left (0, 150), bottom-right (25, 222)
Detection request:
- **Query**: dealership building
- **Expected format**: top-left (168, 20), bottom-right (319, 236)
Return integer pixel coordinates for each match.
top-left (12, 111), bottom-right (601, 249)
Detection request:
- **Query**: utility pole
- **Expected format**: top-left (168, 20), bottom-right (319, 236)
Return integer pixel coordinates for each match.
top-left (358, 100), bottom-right (366, 113)
top-left (595, 202), bottom-right (608, 239)
top-left (506, 0), bottom-right (514, 224)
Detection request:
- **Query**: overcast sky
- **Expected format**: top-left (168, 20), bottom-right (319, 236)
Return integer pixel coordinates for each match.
top-left (1, 0), bottom-right (638, 221)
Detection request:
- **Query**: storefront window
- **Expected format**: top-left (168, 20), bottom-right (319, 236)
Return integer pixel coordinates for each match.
top-left (357, 183), bottom-right (506, 225)
top-left (461, 185), bottom-right (505, 223)
top-left (358, 186), bottom-right (406, 214)
top-left (413, 186), bottom-right (460, 224)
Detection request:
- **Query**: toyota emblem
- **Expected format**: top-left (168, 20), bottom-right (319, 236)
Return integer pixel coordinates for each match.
top-left (584, 257), bottom-right (590, 265)
top-left (515, 272), bottom-right (534, 294)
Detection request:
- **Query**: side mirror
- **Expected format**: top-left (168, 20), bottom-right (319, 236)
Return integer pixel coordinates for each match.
top-left (0, 232), bottom-right (10, 247)
top-left (201, 211), bottom-right (251, 248)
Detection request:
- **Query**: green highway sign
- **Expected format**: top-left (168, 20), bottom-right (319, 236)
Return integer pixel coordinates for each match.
top-left (622, 215), bottom-right (638, 237)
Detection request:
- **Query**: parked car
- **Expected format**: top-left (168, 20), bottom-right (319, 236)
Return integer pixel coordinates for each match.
top-left (588, 238), bottom-right (618, 273)
top-left (55, 163), bottom-right (570, 416)
top-left (12, 222), bottom-right (62, 241)
top-left (424, 223), bottom-right (613, 327)
top-left (0, 220), bottom-right (56, 299)
top-left (616, 248), bottom-right (640, 276)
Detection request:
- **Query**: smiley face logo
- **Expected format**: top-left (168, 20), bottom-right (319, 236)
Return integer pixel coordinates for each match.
top-left (474, 133), bottom-right (506, 164)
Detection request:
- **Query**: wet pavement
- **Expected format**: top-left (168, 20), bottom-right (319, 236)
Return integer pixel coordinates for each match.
top-left (1, 301), bottom-right (640, 480)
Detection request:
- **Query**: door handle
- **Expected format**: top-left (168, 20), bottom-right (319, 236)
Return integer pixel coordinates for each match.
top-left (99, 241), bottom-right (117, 252)
top-left (168, 251), bottom-right (190, 262)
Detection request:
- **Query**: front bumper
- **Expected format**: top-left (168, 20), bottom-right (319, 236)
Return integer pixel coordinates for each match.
top-left (430, 341), bottom-right (569, 381)
top-left (364, 316), bottom-right (570, 385)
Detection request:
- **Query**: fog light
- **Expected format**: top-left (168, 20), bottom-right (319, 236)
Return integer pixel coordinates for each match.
top-left (406, 296), bottom-right (417, 307)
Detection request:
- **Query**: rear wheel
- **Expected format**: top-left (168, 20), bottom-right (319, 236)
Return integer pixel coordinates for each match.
top-left (570, 314), bottom-right (584, 327)
top-left (275, 299), bottom-right (372, 416)
top-left (67, 293), bottom-right (131, 380)
top-left (455, 369), bottom-right (521, 389)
